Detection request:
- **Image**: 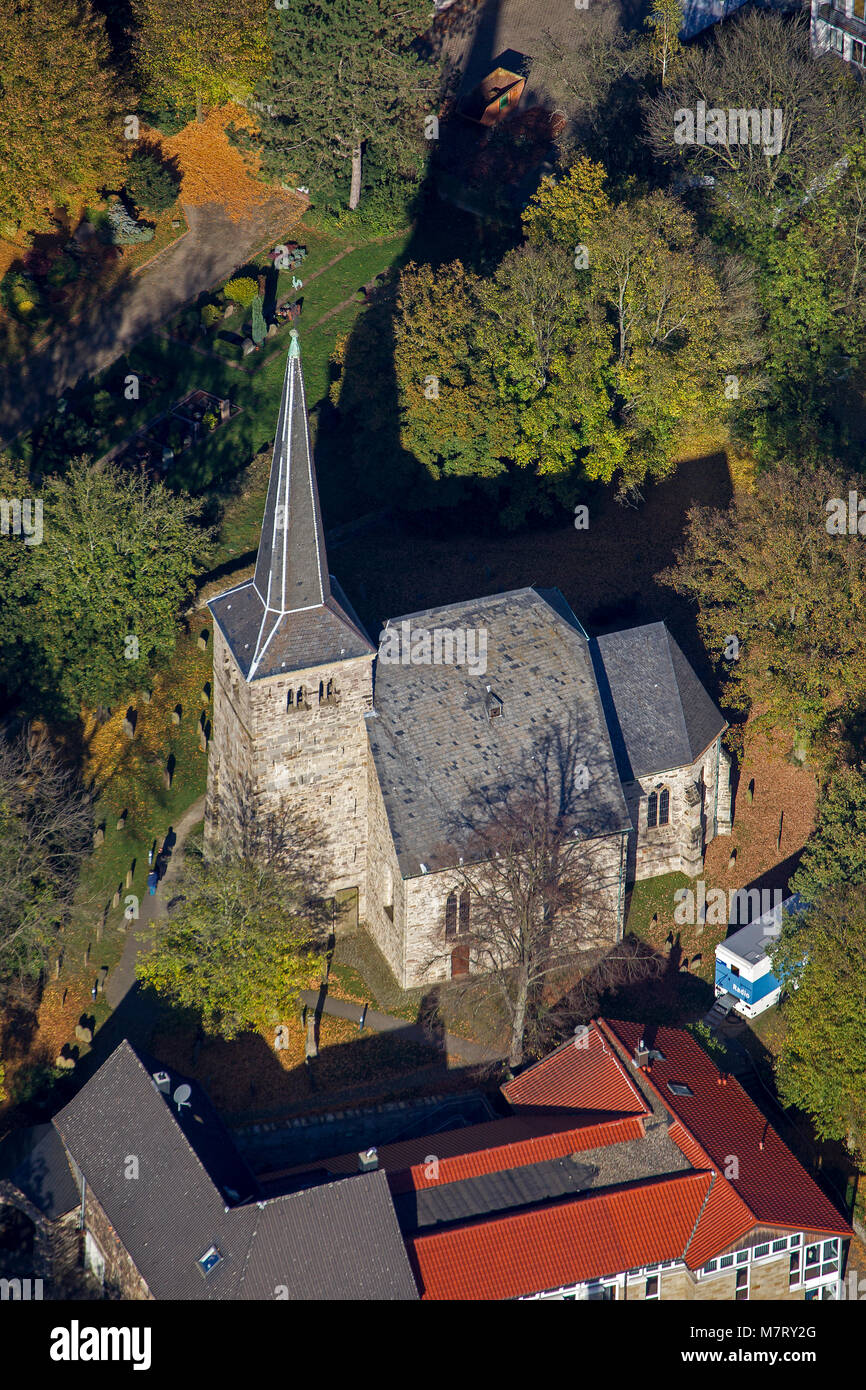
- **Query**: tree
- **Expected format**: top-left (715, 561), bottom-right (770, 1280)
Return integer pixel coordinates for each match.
top-left (0, 727), bottom-right (92, 986)
top-left (138, 804), bottom-right (326, 1039)
top-left (660, 464), bottom-right (866, 752)
top-left (644, 0), bottom-right (683, 89)
top-left (223, 276), bottom-right (259, 307)
top-left (523, 159), bottom-right (735, 495)
top-left (250, 293), bottom-right (266, 347)
top-left (0, 456), bottom-right (209, 718)
top-left (791, 769), bottom-right (866, 903)
top-left (132, 0), bottom-right (269, 122)
top-left (772, 886), bottom-right (866, 1163)
top-left (644, 10), bottom-right (866, 224)
top-left (0, 0), bottom-right (125, 237)
top-left (430, 721), bottom-right (631, 1067)
top-left (124, 146), bottom-right (182, 213)
top-left (247, 0), bottom-right (437, 209)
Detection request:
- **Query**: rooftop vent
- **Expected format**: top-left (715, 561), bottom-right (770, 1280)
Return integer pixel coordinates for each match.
top-left (359, 1148), bottom-right (379, 1172)
top-left (485, 685), bottom-right (503, 719)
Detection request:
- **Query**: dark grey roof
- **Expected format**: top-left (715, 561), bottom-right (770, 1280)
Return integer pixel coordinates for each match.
top-left (237, 1171), bottom-right (418, 1301)
top-left (394, 1154), bottom-right (597, 1233)
top-left (368, 587), bottom-right (632, 876)
top-left (208, 336), bottom-right (375, 682)
top-left (52, 1040), bottom-right (417, 1301)
top-left (0, 1124), bottom-right (78, 1218)
top-left (589, 623), bottom-right (726, 781)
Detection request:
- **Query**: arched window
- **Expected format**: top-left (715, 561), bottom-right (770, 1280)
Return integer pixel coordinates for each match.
top-left (445, 893), bottom-right (457, 939)
top-left (297, 686), bottom-right (306, 708)
top-left (318, 680), bottom-right (324, 703)
top-left (287, 689), bottom-right (294, 710)
top-left (647, 792), bottom-right (658, 829)
top-left (458, 890), bottom-right (470, 935)
top-left (658, 788), bottom-right (670, 826)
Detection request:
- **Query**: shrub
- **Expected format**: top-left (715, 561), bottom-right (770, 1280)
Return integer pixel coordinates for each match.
top-left (203, 411), bottom-right (218, 431)
top-left (251, 294), bottom-right (266, 347)
top-left (106, 201), bottom-right (154, 246)
top-left (223, 276), bottom-right (259, 308)
top-left (124, 147), bottom-right (182, 214)
top-left (200, 303), bottom-right (222, 330)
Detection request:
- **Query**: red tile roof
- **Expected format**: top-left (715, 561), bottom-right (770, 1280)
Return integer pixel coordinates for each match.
top-left (598, 1019), bottom-right (851, 1242)
top-left (408, 1171), bottom-right (714, 1300)
top-left (388, 1115), bottom-right (645, 1196)
top-left (262, 1111), bottom-right (641, 1189)
top-left (501, 1022), bottom-right (650, 1116)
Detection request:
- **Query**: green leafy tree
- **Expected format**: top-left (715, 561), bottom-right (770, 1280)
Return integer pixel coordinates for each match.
top-left (138, 832), bottom-right (325, 1039)
top-left (124, 146), bottom-right (182, 213)
top-left (0, 456), bottom-right (208, 718)
top-left (132, 0), bottom-right (269, 121)
top-left (661, 464), bottom-right (866, 752)
top-left (792, 769), bottom-right (866, 903)
top-left (645, 0), bottom-right (683, 88)
top-left (772, 886), bottom-right (866, 1162)
top-left (248, 0), bottom-right (437, 209)
top-left (0, 0), bottom-right (125, 237)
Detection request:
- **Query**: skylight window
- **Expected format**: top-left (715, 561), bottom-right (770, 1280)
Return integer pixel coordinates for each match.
top-left (198, 1245), bottom-right (223, 1276)
top-left (667, 1081), bottom-right (694, 1097)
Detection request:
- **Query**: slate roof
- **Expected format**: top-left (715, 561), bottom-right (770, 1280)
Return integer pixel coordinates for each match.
top-left (367, 587), bottom-right (632, 876)
top-left (0, 1123), bottom-right (79, 1219)
top-left (588, 622), bottom-right (726, 780)
top-left (207, 337), bottom-right (375, 682)
top-left (52, 1041), bottom-right (418, 1301)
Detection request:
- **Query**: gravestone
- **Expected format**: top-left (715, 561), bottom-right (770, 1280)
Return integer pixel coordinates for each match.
top-left (122, 708), bottom-right (136, 737)
top-left (111, 889), bottom-right (120, 909)
top-left (163, 768), bottom-right (173, 789)
top-left (267, 323), bottom-right (277, 338)
top-left (242, 338), bottom-right (256, 356)
top-left (223, 303), bottom-right (235, 318)
top-left (172, 705), bottom-right (182, 725)
top-left (116, 810), bottom-right (127, 830)
top-left (220, 398), bottom-right (231, 422)
top-left (93, 826), bottom-right (104, 848)
top-left (142, 690), bottom-right (152, 704)
top-left (125, 866), bottom-right (134, 888)
top-left (198, 728), bottom-right (207, 753)
top-left (197, 630), bottom-right (209, 651)
top-left (55, 1055), bottom-right (76, 1070)
top-left (75, 1023), bottom-right (93, 1044)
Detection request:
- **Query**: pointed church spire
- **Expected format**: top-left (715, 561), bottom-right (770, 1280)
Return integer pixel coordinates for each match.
top-left (252, 330), bottom-right (331, 648)
top-left (208, 334), bottom-right (374, 683)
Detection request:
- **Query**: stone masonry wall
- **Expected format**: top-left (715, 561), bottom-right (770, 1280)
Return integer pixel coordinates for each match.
top-left (400, 830), bottom-right (627, 990)
top-left (627, 737), bottom-right (732, 885)
top-left (83, 1189), bottom-right (151, 1300)
top-left (363, 735), bottom-right (407, 983)
top-left (207, 623), bottom-right (374, 908)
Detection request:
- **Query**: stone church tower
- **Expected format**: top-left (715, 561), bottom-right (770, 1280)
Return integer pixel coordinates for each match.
top-left (205, 332), bottom-right (376, 910)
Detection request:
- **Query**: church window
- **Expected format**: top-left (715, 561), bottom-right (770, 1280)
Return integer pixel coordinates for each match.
top-left (458, 890), bottom-right (470, 934)
top-left (287, 690), bottom-right (294, 710)
top-left (647, 792), bottom-right (658, 828)
top-left (445, 893), bottom-right (457, 939)
top-left (658, 788), bottom-right (670, 826)
top-left (318, 680), bottom-right (325, 702)
top-left (296, 686), bottom-right (307, 708)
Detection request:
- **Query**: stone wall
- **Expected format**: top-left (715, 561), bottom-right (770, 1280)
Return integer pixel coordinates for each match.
top-left (627, 737), bottom-right (732, 885)
top-left (622, 1256), bottom-right (799, 1300)
top-left (362, 736), bottom-right (407, 983)
top-left (207, 623), bottom-right (374, 906)
top-left (398, 830), bottom-right (627, 990)
top-left (83, 1188), bottom-right (151, 1300)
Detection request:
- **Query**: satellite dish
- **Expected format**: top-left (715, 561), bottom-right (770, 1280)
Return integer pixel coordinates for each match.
top-left (173, 1083), bottom-right (192, 1111)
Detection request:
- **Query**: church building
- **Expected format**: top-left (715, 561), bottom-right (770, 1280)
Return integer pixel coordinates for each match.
top-left (206, 337), bottom-right (732, 989)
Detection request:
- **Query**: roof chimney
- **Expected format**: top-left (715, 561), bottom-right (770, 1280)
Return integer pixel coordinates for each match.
top-left (358, 1148), bottom-right (379, 1172)
top-left (634, 1038), bottom-right (650, 1069)
top-left (152, 1070), bottom-right (171, 1094)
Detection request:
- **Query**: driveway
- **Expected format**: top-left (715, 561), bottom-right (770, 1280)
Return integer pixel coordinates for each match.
top-left (0, 197), bottom-right (302, 445)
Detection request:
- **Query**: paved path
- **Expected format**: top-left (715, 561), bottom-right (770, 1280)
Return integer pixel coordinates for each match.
top-left (0, 198), bottom-right (302, 445)
top-left (299, 987), bottom-right (505, 1066)
top-left (105, 794), bottom-right (206, 1012)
